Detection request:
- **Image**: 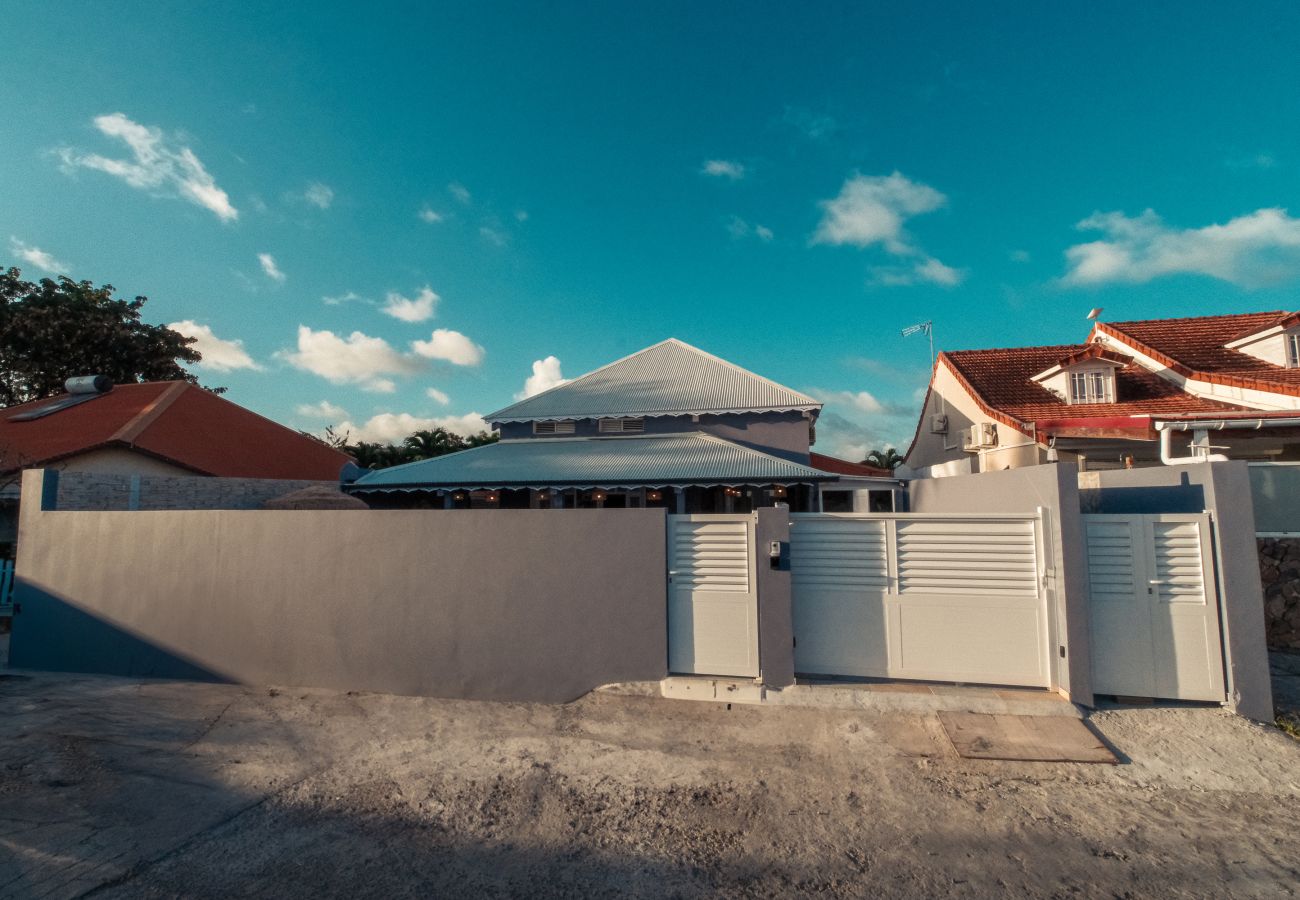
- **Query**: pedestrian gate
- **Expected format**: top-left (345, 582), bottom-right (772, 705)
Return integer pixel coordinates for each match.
top-left (790, 513), bottom-right (1053, 688)
top-left (1083, 514), bottom-right (1225, 702)
top-left (667, 515), bottom-right (759, 677)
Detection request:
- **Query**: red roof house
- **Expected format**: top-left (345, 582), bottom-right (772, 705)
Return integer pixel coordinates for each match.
top-left (0, 381), bottom-right (351, 480)
top-left (905, 311), bottom-right (1300, 476)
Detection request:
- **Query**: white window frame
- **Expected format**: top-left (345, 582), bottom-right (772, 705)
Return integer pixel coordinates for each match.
top-left (1288, 332), bottom-right (1300, 368)
top-left (1069, 369), bottom-right (1112, 404)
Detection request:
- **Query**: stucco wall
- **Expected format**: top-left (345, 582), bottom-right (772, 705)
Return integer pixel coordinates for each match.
top-left (10, 470), bottom-right (669, 702)
top-left (1259, 537), bottom-right (1300, 650)
top-left (907, 463), bottom-right (1091, 705)
top-left (54, 447), bottom-right (196, 477)
top-left (905, 364), bottom-right (1045, 475)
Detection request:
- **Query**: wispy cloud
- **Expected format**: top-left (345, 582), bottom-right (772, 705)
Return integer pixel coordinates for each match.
top-left (726, 216), bottom-right (774, 242)
top-left (418, 204), bottom-right (444, 224)
top-left (781, 106), bottom-right (839, 142)
top-left (412, 329), bottom-right (485, 366)
top-left (1061, 207), bottom-right (1300, 288)
top-left (449, 182), bottom-right (472, 205)
top-left (333, 411), bottom-right (489, 444)
top-left (515, 356), bottom-right (568, 400)
top-left (381, 285), bottom-right (438, 323)
top-left (279, 325), bottom-right (425, 393)
top-left (9, 237), bottom-right (69, 274)
top-left (168, 320), bottom-right (261, 371)
top-left (479, 225), bottom-right (507, 246)
top-left (426, 387), bottom-right (450, 405)
top-left (701, 159), bottom-right (745, 180)
top-left (322, 291), bottom-right (367, 306)
top-left (302, 182), bottom-right (334, 209)
top-left (296, 400), bottom-right (349, 420)
top-left (813, 171), bottom-right (960, 286)
top-left (58, 112), bottom-right (237, 221)
top-left (258, 252), bottom-right (286, 282)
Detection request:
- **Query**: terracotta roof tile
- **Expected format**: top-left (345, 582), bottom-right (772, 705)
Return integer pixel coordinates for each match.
top-left (0, 382), bottom-right (352, 479)
top-left (809, 452), bottom-right (892, 478)
top-left (1098, 311), bottom-right (1300, 394)
top-left (943, 344), bottom-right (1248, 426)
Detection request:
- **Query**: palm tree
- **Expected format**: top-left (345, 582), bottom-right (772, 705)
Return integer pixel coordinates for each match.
top-left (863, 447), bottom-right (904, 470)
top-left (403, 428), bottom-right (465, 460)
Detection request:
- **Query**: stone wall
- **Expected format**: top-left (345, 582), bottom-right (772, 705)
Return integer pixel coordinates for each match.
top-left (50, 471), bottom-right (333, 511)
top-left (1260, 537), bottom-right (1300, 650)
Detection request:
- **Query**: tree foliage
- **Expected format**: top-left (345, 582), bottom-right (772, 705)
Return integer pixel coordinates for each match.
top-left (862, 447), bottom-right (904, 470)
top-left (0, 267), bottom-right (209, 407)
top-left (335, 427), bottom-right (499, 470)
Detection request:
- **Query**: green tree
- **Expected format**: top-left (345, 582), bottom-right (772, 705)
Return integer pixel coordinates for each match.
top-left (403, 428), bottom-right (465, 460)
top-left (0, 267), bottom-right (210, 406)
top-left (863, 447), bottom-right (904, 470)
top-left (344, 428), bottom-right (498, 470)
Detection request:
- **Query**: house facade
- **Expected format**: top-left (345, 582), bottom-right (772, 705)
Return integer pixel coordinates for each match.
top-left (905, 311), bottom-right (1300, 477)
top-left (347, 338), bottom-right (900, 512)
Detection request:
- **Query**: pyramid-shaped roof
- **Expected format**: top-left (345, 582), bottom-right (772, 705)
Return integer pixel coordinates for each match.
top-left (486, 339), bottom-right (822, 423)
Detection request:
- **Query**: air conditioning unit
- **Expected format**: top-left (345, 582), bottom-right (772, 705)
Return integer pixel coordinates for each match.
top-left (962, 422), bottom-right (998, 451)
top-left (929, 414), bottom-right (948, 434)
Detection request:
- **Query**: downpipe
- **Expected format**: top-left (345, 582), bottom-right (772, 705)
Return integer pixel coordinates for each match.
top-left (1155, 421), bottom-right (1229, 465)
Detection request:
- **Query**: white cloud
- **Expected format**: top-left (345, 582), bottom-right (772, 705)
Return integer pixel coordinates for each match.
top-left (411, 328), bottom-right (485, 366)
top-left (9, 237), bottom-right (69, 273)
top-left (381, 285), bottom-right (439, 322)
top-left (258, 252), bottom-right (285, 282)
top-left (725, 216), bottom-right (774, 242)
top-left (515, 356), bottom-right (568, 400)
top-left (418, 205), bottom-right (444, 223)
top-left (296, 400), bottom-right (349, 420)
top-left (449, 182), bottom-right (472, 205)
top-left (426, 387), bottom-right (450, 405)
top-left (334, 411), bottom-right (490, 444)
top-left (303, 182), bottom-right (334, 209)
top-left (702, 159), bottom-right (746, 180)
top-left (813, 171), bottom-right (947, 253)
top-left (168, 320), bottom-right (261, 371)
top-left (479, 226), bottom-right (507, 246)
top-left (323, 291), bottom-right (366, 306)
top-left (868, 256), bottom-right (964, 287)
top-left (280, 325), bottom-right (425, 392)
top-left (58, 112), bottom-right (237, 221)
top-left (810, 388), bottom-right (885, 415)
top-left (1061, 207), bottom-right (1300, 288)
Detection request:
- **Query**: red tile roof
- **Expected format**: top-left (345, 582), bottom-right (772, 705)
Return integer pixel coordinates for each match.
top-left (809, 452), bottom-right (893, 478)
top-left (0, 382), bottom-right (352, 480)
top-left (1096, 311), bottom-right (1300, 396)
top-left (941, 345), bottom-right (1250, 438)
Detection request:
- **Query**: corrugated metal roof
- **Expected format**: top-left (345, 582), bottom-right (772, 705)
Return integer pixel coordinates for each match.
top-left (347, 432), bottom-right (832, 492)
top-left (486, 339), bottom-right (822, 423)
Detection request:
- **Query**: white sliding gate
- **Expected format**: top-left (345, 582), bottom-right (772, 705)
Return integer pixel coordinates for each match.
top-left (790, 513), bottom-right (1053, 688)
top-left (1083, 514), bottom-right (1225, 702)
top-left (667, 515), bottom-right (759, 677)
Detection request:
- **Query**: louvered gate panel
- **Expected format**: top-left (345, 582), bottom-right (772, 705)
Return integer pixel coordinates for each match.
top-left (790, 518), bottom-right (888, 589)
top-left (667, 516), bottom-right (758, 677)
top-left (895, 520), bottom-right (1038, 597)
top-left (669, 520), bottom-right (750, 592)
top-left (1152, 521), bottom-right (1206, 602)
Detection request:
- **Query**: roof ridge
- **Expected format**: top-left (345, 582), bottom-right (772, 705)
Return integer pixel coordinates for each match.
top-left (484, 338), bottom-right (820, 421)
top-left (1106, 310), bottom-right (1289, 327)
top-left (109, 381), bottom-right (189, 445)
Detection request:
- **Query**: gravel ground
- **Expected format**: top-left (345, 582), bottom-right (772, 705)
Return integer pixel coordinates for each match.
top-left (0, 670), bottom-right (1298, 900)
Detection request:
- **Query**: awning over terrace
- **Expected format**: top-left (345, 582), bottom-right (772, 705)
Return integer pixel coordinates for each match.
top-left (345, 432), bottom-right (833, 494)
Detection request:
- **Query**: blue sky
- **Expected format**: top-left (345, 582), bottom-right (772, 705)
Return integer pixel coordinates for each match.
top-left (4, 2), bottom-right (1300, 459)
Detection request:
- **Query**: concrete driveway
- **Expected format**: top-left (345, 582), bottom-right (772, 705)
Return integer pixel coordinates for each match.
top-left (1, 671), bottom-right (1298, 899)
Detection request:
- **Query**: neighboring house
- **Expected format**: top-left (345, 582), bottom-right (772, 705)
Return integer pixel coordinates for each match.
top-left (0, 379), bottom-right (353, 555)
top-left (348, 338), bottom-right (899, 512)
top-left (905, 311), bottom-right (1300, 476)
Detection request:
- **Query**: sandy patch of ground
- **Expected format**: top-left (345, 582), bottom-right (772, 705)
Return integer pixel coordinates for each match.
top-left (1, 671), bottom-right (1297, 898)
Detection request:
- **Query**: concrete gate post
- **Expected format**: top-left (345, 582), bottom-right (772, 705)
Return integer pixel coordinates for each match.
top-left (755, 506), bottom-right (795, 688)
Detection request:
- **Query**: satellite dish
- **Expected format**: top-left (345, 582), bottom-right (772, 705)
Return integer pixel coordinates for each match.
top-left (1086, 308), bottom-right (1104, 321)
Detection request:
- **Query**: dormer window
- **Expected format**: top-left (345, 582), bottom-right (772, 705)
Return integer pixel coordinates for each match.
top-left (1069, 370), bottom-right (1112, 403)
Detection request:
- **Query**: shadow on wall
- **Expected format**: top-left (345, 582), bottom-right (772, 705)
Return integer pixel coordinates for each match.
top-left (9, 580), bottom-right (230, 683)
